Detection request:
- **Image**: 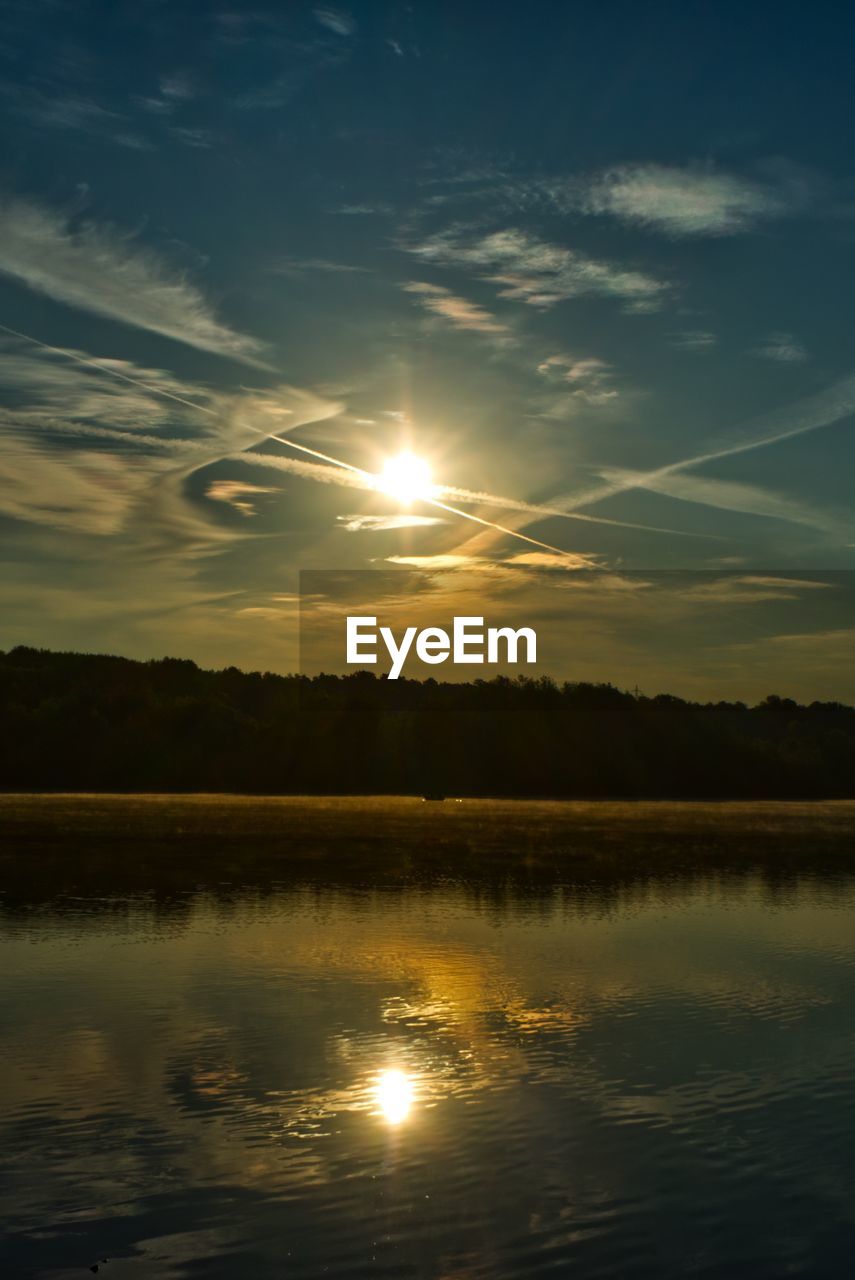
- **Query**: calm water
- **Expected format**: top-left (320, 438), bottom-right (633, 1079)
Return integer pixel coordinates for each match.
top-left (2, 798), bottom-right (855, 1278)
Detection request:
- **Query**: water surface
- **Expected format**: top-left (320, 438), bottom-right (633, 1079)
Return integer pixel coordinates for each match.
top-left (2, 797), bottom-right (855, 1278)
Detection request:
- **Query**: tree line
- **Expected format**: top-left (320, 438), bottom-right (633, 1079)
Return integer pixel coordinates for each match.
top-left (1, 645), bottom-right (854, 797)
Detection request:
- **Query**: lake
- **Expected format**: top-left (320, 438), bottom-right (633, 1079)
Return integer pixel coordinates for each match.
top-left (2, 795), bottom-right (855, 1278)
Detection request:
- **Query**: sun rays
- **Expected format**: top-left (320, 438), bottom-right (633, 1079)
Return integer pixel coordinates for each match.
top-left (0, 318), bottom-right (713, 563)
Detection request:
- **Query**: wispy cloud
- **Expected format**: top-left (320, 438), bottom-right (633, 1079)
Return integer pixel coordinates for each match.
top-left (728, 626), bottom-right (855, 651)
top-left (537, 354), bottom-right (619, 404)
top-left (0, 340), bottom-right (199, 433)
top-left (419, 160), bottom-right (810, 240)
top-left (0, 339), bottom-right (336, 548)
top-left (276, 257), bottom-right (369, 276)
top-left (137, 71), bottom-right (196, 115)
top-left (669, 329), bottom-right (717, 351)
top-left (206, 480), bottom-right (276, 517)
top-left (385, 554), bottom-right (483, 570)
top-left (402, 281), bottom-right (509, 333)
top-left (572, 163), bottom-right (794, 236)
top-left (0, 196), bottom-right (266, 364)
top-left (314, 7), bottom-right (355, 36)
top-left (752, 332), bottom-right (808, 363)
top-left (338, 513), bottom-right (446, 531)
top-left (335, 202), bottom-right (396, 216)
top-left (0, 84), bottom-right (153, 150)
top-left (505, 551), bottom-right (594, 570)
top-left (236, 32), bottom-right (349, 110)
top-left (409, 228), bottom-right (669, 311)
top-left (675, 575), bottom-right (833, 604)
top-left (0, 438), bottom-right (154, 536)
top-left (166, 125), bottom-right (215, 150)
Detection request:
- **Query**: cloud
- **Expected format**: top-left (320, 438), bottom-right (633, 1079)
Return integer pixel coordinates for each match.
top-left (335, 202), bottom-right (396, 216)
top-left (314, 7), bottom-right (355, 35)
top-left (728, 626), bottom-right (855, 651)
top-left (420, 161), bottom-right (809, 240)
top-left (276, 257), bottom-right (369, 275)
top-left (410, 228), bottom-right (669, 311)
top-left (0, 343), bottom-right (173, 429)
top-left (505, 551), bottom-right (594, 570)
top-left (537, 354), bottom-right (619, 404)
top-left (679, 576), bottom-right (836, 605)
top-left (575, 164), bottom-right (791, 236)
top-left (206, 480), bottom-right (276, 517)
top-left (136, 72), bottom-right (195, 117)
top-left (159, 71), bottom-right (195, 102)
top-left (0, 438), bottom-right (154, 535)
top-left (734, 575), bottom-right (833, 590)
top-left (0, 84), bottom-right (153, 150)
top-left (385, 554), bottom-right (483, 570)
top-left (167, 125), bottom-right (214, 149)
top-left (402, 281), bottom-right (509, 334)
top-left (338, 513), bottom-right (446, 531)
top-left (752, 332), bottom-right (808, 363)
top-left (669, 330), bottom-right (717, 351)
top-left (0, 196), bottom-right (266, 364)
top-left (0, 339), bottom-right (337, 548)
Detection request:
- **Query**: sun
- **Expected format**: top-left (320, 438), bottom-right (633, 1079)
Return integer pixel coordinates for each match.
top-left (376, 451), bottom-right (435, 505)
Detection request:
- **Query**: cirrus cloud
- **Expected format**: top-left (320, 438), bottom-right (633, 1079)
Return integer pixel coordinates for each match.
top-left (409, 227), bottom-right (669, 312)
top-left (752, 332), bottom-right (808, 363)
top-left (573, 163), bottom-right (793, 236)
top-left (0, 195), bottom-right (267, 365)
top-left (402, 281), bottom-right (509, 333)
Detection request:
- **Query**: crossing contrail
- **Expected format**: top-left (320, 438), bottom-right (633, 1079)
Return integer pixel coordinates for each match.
top-left (0, 318), bottom-right (713, 558)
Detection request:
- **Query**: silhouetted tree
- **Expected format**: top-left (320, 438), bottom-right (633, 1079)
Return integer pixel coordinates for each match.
top-left (0, 646), bottom-right (853, 798)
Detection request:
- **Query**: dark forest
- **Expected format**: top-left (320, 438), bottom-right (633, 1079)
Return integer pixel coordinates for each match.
top-left (2, 646), bottom-right (855, 798)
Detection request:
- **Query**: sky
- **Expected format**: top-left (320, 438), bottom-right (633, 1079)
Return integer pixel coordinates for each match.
top-left (1, 0), bottom-right (854, 697)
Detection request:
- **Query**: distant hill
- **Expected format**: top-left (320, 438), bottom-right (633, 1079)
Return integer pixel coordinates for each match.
top-left (1, 646), bottom-right (854, 798)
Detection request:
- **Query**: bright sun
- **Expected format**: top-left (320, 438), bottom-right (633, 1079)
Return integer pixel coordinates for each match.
top-left (375, 1068), bottom-right (414, 1125)
top-left (376, 451), bottom-right (435, 505)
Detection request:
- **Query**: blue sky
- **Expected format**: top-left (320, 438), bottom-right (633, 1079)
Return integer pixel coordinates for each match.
top-left (0, 0), bottom-right (853, 693)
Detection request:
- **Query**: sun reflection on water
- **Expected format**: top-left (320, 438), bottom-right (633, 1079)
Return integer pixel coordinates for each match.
top-left (375, 1068), bottom-right (414, 1125)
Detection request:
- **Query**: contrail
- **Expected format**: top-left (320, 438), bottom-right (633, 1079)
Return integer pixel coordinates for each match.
top-left (549, 370), bottom-right (855, 518)
top-left (267, 432), bottom-right (370, 476)
top-left (429, 497), bottom-right (573, 557)
top-left (249, 449), bottom-right (714, 538)
top-left (0, 321), bottom-right (226, 419)
top-left (0, 318), bottom-right (708, 558)
top-left (440, 484), bottom-right (715, 538)
top-left (264, 436), bottom-right (581, 556)
top-left (0, 320), bottom-right (588, 556)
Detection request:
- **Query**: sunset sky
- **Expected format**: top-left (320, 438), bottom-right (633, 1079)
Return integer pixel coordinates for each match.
top-left (1, 0), bottom-right (853, 695)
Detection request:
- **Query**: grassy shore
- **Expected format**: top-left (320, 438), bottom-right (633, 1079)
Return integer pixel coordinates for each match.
top-left (2, 795), bottom-right (855, 904)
